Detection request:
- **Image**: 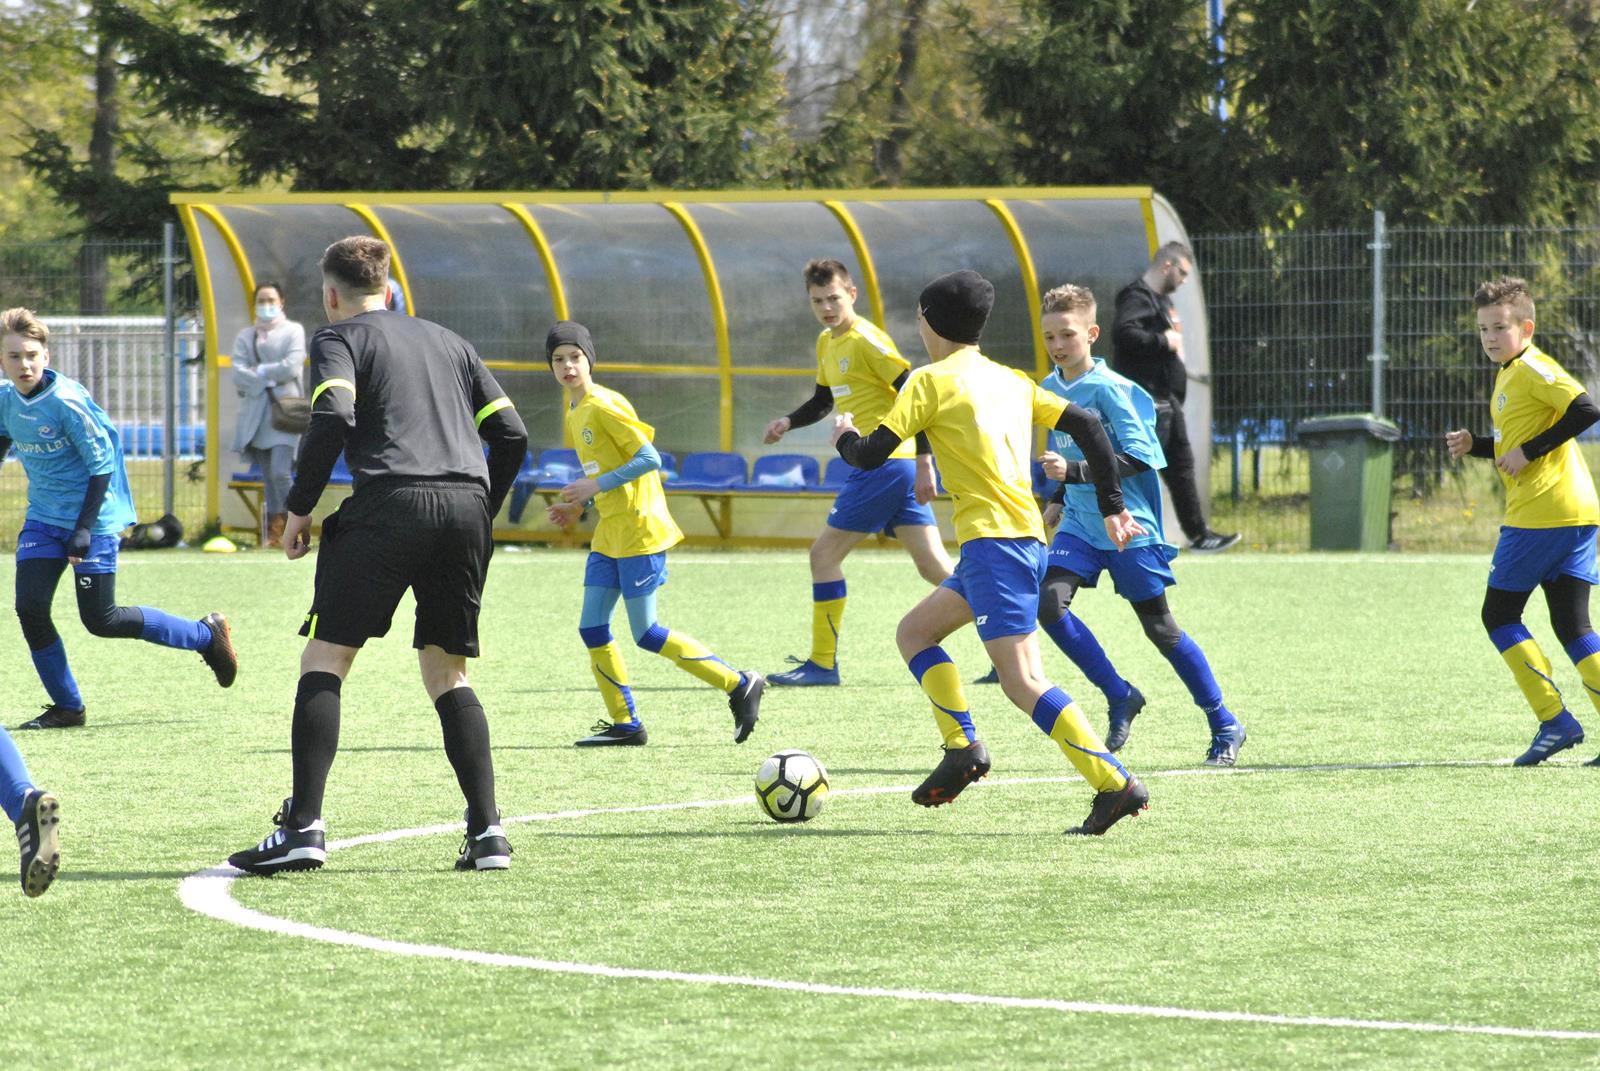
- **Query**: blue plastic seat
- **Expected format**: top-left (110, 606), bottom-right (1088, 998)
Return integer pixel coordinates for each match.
top-left (657, 450), bottom-right (678, 483)
top-left (821, 457), bottom-right (853, 490)
top-left (535, 448), bottom-right (582, 490)
top-left (675, 451), bottom-right (747, 490)
top-left (746, 454), bottom-right (819, 490)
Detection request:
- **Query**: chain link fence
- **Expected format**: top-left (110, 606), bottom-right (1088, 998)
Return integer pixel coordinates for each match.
top-left (0, 235), bottom-right (206, 546)
top-left (1195, 221), bottom-right (1600, 551)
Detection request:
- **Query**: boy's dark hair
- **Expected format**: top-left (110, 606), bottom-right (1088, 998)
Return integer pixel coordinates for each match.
top-left (804, 259), bottom-right (853, 290)
top-left (1040, 284), bottom-right (1097, 320)
top-left (254, 281), bottom-right (284, 301)
top-left (320, 237), bottom-right (390, 295)
top-left (0, 307), bottom-right (48, 344)
top-left (1474, 277), bottom-right (1536, 322)
top-left (1151, 241), bottom-right (1193, 268)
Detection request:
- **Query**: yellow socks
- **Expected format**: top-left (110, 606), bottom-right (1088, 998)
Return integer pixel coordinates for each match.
top-left (640, 624), bottom-right (742, 693)
top-left (1491, 625), bottom-right (1565, 720)
top-left (1032, 687), bottom-right (1128, 792)
top-left (810, 580), bottom-right (847, 670)
top-left (580, 627), bottom-right (637, 724)
top-left (1565, 634), bottom-right (1600, 716)
top-left (908, 646), bottom-right (976, 748)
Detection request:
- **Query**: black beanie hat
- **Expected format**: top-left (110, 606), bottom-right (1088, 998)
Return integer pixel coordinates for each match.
top-left (545, 320), bottom-right (596, 369)
top-left (919, 270), bottom-right (994, 345)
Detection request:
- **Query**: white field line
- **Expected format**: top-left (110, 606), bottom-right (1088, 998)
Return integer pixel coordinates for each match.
top-left (178, 760), bottom-right (1599, 1043)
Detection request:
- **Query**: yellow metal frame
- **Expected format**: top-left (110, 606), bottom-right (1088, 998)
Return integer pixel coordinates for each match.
top-left (347, 204), bottom-right (416, 315)
top-left (984, 199), bottom-right (1048, 380)
top-left (501, 203), bottom-right (569, 320)
top-left (661, 202), bottom-right (734, 450)
top-left (822, 201), bottom-right (885, 327)
top-left (172, 185), bottom-right (1163, 527)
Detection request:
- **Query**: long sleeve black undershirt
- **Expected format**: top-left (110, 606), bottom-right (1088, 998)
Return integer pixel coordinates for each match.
top-left (837, 402), bottom-right (1125, 516)
top-left (1522, 392), bottom-right (1600, 459)
top-left (1049, 454), bottom-right (1151, 503)
top-left (480, 408), bottom-right (530, 517)
top-left (787, 376), bottom-right (931, 455)
top-left (1465, 392), bottom-right (1600, 461)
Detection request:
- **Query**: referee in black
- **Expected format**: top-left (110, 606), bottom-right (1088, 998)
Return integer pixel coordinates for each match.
top-left (230, 236), bottom-right (529, 876)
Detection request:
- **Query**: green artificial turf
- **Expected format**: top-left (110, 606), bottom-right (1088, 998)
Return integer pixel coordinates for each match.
top-left (2, 548), bottom-right (1597, 1070)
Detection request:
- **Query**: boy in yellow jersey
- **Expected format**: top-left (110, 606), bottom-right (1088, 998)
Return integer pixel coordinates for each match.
top-left (762, 260), bottom-right (952, 686)
top-left (545, 322), bottom-right (765, 747)
top-left (1446, 278), bottom-right (1600, 766)
top-left (832, 270), bottom-right (1151, 834)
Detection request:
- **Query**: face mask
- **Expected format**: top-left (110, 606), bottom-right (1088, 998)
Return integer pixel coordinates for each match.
top-left (256, 303), bottom-right (280, 321)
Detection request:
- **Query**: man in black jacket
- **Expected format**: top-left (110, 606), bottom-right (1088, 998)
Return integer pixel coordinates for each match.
top-left (1111, 243), bottom-right (1239, 552)
top-left (228, 236), bottom-right (529, 877)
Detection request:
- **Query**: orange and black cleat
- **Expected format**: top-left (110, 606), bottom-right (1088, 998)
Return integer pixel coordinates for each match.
top-left (912, 740), bottom-right (992, 807)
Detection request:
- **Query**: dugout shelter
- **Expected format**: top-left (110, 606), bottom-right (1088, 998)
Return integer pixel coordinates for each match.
top-left (172, 187), bottom-right (1207, 546)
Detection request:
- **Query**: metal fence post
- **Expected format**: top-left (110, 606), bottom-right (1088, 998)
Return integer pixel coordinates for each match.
top-left (1369, 209), bottom-right (1387, 418)
top-left (163, 221), bottom-right (176, 517)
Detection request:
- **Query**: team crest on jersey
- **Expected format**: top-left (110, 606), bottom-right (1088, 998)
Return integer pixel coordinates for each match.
top-left (838, 357), bottom-right (849, 373)
top-left (582, 427), bottom-right (594, 445)
top-left (37, 424), bottom-right (55, 439)
top-left (1496, 393), bottom-right (1507, 412)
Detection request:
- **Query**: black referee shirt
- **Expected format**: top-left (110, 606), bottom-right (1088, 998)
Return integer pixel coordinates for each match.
top-left (286, 309), bottom-right (515, 517)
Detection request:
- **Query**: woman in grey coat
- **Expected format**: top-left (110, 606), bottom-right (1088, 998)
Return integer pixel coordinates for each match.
top-left (231, 281), bottom-right (306, 547)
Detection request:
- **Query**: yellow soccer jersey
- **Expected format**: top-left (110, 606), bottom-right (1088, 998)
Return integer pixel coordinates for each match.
top-left (880, 347), bottom-right (1066, 544)
top-left (1492, 345), bottom-right (1600, 528)
top-left (816, 319), bottom-right (915, 460)
top-left (566, 385), bottom-right (683, 558)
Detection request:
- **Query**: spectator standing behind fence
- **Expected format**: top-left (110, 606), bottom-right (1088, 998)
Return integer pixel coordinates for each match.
top-left (1111, 242), bottom-right (1239, 553)
top-left (231, 282), bottom-right (306, 548)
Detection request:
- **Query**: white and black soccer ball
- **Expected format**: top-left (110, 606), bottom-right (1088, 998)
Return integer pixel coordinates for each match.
top-left (754, 749), bottom-right (829, 823)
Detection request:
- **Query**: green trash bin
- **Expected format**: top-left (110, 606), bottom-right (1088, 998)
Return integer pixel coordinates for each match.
top-left (1296, 414), bottom-right (1401, 551)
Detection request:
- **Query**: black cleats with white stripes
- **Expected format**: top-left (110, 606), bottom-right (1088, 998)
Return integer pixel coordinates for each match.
top-left (575, 720), bottom-right (648, 747)
top-left (18, 704), bottom-right (85, 730)
top-left (17, 789), bottom-right (60, 897)
top-left (228, 798), bottom-right (326, 876)
top-left (456, 824), bottom-right (512, 871)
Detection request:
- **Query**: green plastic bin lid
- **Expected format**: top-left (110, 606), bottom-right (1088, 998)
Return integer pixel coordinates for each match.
top-left (1295, 413), bottom-right (1401, 441)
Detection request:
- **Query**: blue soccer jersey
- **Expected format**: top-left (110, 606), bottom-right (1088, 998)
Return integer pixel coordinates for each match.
top-left (1042, 359), bottom-right (1169, 553)
top-left (0, 370), bottom-right (136, 534)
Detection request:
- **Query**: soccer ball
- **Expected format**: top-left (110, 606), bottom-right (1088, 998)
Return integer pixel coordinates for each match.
top-left (754, 749), bottom-right (829, 823)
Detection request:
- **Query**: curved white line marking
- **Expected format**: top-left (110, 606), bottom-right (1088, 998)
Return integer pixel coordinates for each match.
top-left (178, 764), bottom-right (1600, 1043)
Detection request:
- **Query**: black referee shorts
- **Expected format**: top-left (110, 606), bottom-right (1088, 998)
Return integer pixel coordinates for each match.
top-left (299, 480), bottom-right (493, 657)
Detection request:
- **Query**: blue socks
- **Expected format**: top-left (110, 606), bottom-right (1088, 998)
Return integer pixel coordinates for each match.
top-left (29, 639), bottom-right (83, 711)
top-left (0, 727), bottom-right (35, 823)
top-left (138, 608), bottom-right (212, 651)
top-left (1040, 613), bottom-right (1133, 703)
top-left (1163, 633), bottom-right (1237, 732)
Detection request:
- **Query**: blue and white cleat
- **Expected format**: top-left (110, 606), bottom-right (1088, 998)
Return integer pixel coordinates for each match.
top-left (1105, 685), bottom-right (1146, 753)
top-left (769, 657), bottom-right (840, 687)
top-left (1513, 711), bottom-right (1585, 766)
top-left (1203, 722), bottom-right (1247, 767)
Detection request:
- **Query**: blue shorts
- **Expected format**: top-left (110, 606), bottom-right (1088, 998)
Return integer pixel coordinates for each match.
top-left (828, 459), bottom-right (937, 536)
top-left (941, 537), bottom-right (1047, 641)
top-left (585, 551), bottom-right (669, 597)
top-left (15, 520), bottom-right (120, 575)
top-left (1047, 531), bottom-right (1175, 603)
top-left (1489, 525), bottom-right (1599, 591)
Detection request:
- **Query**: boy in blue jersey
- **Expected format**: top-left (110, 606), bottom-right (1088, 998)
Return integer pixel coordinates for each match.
top-left (1032, 286), bottom-right (1245, 765)
top-left (2, 727), bottom-right (58, 895)
top-left (0, 308), bottom-right (236, 730)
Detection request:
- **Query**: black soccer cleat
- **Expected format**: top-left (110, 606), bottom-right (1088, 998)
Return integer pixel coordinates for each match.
top-left (17, 704), bottom-right (85, 730)
top-left (972, 665), bottom-right (1000, 686)
top-left (200, 612), bottom-right (237, 688)
top-left (1203, 722), bottom-right (1247, 767)
top-left (729, 672), bottom-right (764, 744)
top-left (1189, 530), bottom-right (1241, 553)
top-left (575, 720), bottom-right (649, 747)
top-left (1587, 753), bottom-right (1600, 767)
top-left (455, 825), bottom-right (513, 871)
top-left (16, 789), bottom-right (60, 898)
top-left (1105, 685), bottom-right (1146, 753)
top-left (912, 740), bottom-right (992, 807)
top-left (1066, 775), bottom-right (1149, 836)
top-left (228, 798), bottom-right (326, 876)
